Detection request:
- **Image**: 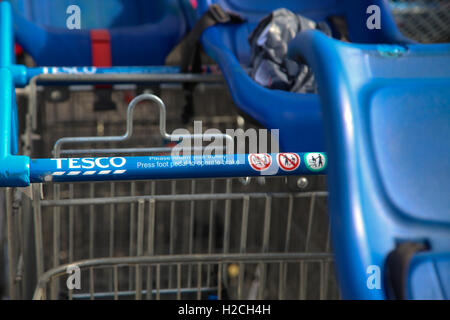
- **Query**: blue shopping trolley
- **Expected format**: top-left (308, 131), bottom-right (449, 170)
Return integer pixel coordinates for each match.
top-left (194, 0), bottom-right (411, 152)
top-left (10, 0), bottom-right (194, 66)
top-left (1, 0), bottom-right (336, 300)
top-left (288, 30), bottom-right (450, 299)
top-left (1, 0), bottom-right (448, 300)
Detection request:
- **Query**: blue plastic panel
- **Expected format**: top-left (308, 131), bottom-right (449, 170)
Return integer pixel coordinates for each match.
top-left (408, 252), bottom-right (450, 300)
top-left (10, 0), bottom-right (192, 66)
top-left (218, 0), bottom-right (339, 18)
top-left (371, 84), bottom-right (450, 224)
top-left (288, 31), bottom-right (450, 299)
top-left (0, 1), bottom-right (14, 67)
top-left (11, 0), bottom-right (170, 29)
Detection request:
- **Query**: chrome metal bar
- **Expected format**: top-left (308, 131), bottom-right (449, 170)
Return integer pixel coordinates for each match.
top-left (156, 264), bottom-right (161, 300)
top-left (32, 184), bottom-right (44, 280)
top-left (6, 188), bottom-right (15, 299)
top-left (34, 253), bottom-right (333, 282)
top-left (33, 73), bottom-right (224, 84)
top-left (35, 254), bottom-right (334, 299)
top-left (222, 180), bottom-right (232, 292)
top-left (40, 191), bottom-right (328, 207)
top-left (58, 146), bottom-right (226, 155)
top-left (177, 263), bottom-right (182, 300)
top-left (14, 189), bottom-right (24, 286)
top-left (109, 183), bottom-right (115, 258)
top-left (299, 193), bottom-right (316, 300)
top-left (135, 264), bottom-right (142, 301)
top-left (89, 184), bottom-right (95, 300)
top-left (51, 183), bottom-right (61, 300)
top-left (259, 196), bottom-right (272, 299)
top-left (168, 181), bottom-right (176, 289)
top-left (223, 180), bottom-right (232, 255)
top-left (52, 93), bottom-right (232, 157)
top-left (146, 198), bottom-right (156, 300)
top-left (89, 268), bottom-right (94, 300)
top-left (89, 184), bottom-right (95, 259)
top-left (24, 73), bottom-right (224, 157)
top-left (68, 184), bottom-right (74, 263)
top-left (280, 195), bottom-right (294, 300)
top-left (305, 193), bottom-right (315, 252)
top-left (113, 265), bottom-right (119, 300)
top-left (284, 195), bottom-right (294, 252)
top-left (187, 180), bottom-right (196, 287)
top-left (147, 199), bottom-right (156, 255)
top-left (218, 262), bottom-right (222, 300)
top-left (197, 262), bottom-right (202, 300)
top-left (278, 262), bottom-right (284, 300)
top-left (321, 224), bottom-right (332, 300)
top-left (240, 196), bottom-right (250, 254)
top-left (135, 200), bottom-right (145, 300)
top-left (238, 196), bottom-right (250, 300)
top-left (206, 180), bottom-right (215, 288)
top-left (262, 196), bottom-right (272, 254)
top-left (108, 183), bottom-right (115, 293)
top-left (146, 265), bottom-right (153, 301)
top-left (71, 287), bottom-right (217, 300)
top-left (128, 182), bottom-right (136, 291)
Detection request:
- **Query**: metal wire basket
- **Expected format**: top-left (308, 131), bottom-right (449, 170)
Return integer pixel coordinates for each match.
top-left (390, 0), bottom-right (450, 43)
top-left (5, 78), bottom-right (339, 300)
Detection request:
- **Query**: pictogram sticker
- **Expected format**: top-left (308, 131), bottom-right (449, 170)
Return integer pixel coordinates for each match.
top-left (277, 153), bottom-right (300, 171)
top-left (304, 152), bottom-right (327, 172)
top-left (248, 153), bottom-right (272, 171)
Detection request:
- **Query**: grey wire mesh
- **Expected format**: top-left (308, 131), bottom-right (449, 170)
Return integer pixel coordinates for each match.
top-left (390, 0), bottom-right (450, 43)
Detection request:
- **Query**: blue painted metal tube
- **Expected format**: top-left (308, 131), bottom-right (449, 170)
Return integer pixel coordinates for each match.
top-left (0, 68), bottom-right (30, 187)
top-left (10, 85), bottom-right (19, 155)
top-left (25, 66), bottom-right (181, 82)
top-left (0, 1), bottom-right (14, 67)
top-left (0, 68), bottom-right (12, 157)
top-left (30, 153), bottom-right (327, 183)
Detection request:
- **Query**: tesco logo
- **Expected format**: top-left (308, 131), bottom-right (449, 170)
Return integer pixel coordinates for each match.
top-left (51, 157), bottom-right (126, 169)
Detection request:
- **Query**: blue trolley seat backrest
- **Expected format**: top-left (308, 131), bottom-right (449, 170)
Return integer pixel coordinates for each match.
top-left (197, 0), bottom-right (410, 65)
top-left (10, 0), bottom-right (193, 66)
top-left (289, 30), bottom-right (450, 299)
top-left (194, 0), bottom-right (411, 152)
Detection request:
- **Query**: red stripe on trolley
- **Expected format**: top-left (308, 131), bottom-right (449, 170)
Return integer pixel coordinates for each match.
top-left (90, 29), bottom-right (112, 67)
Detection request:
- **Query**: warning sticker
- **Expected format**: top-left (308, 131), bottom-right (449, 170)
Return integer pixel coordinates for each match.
top-left (248, 153), bottom-right (272, 171)
top-left (277, 153), bottom-right (300, 171)
top-left (304, 152), bottom-right (327, 172)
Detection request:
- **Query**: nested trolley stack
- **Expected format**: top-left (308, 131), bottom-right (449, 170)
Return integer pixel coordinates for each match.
top-left (4, 81), bottom-right (339, 300)
top-left (2, 0), bottom-right (449, 302)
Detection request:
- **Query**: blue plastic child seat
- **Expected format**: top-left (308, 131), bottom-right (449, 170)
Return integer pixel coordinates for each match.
top-left (10, 0), bottom-right (194, 66)
top-left (288, 30), bottom-right (450, 299)
top-left (196, 0), bottom-right (411, 152)
top-left (408, 252), bottom-right (450, 299)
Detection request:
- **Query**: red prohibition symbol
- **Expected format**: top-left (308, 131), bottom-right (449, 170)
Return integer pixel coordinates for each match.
top-left (248, 153), bottom-right (272, 171)
top-left (277, 153), bottom-right (300, 171)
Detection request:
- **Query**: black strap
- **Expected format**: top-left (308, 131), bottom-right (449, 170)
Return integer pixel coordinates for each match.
top-left (180, 4), bottom-right (245, 73)
top-left (178, 4), bottom-right (244, 123)
top-left (384, 241), bottom-right (428, 299)
top-left (327, 16), bottom-right (349, 41)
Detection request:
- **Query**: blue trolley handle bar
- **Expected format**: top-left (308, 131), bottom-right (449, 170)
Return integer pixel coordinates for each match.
top-left (29, 153), bottom-right (328, 183)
